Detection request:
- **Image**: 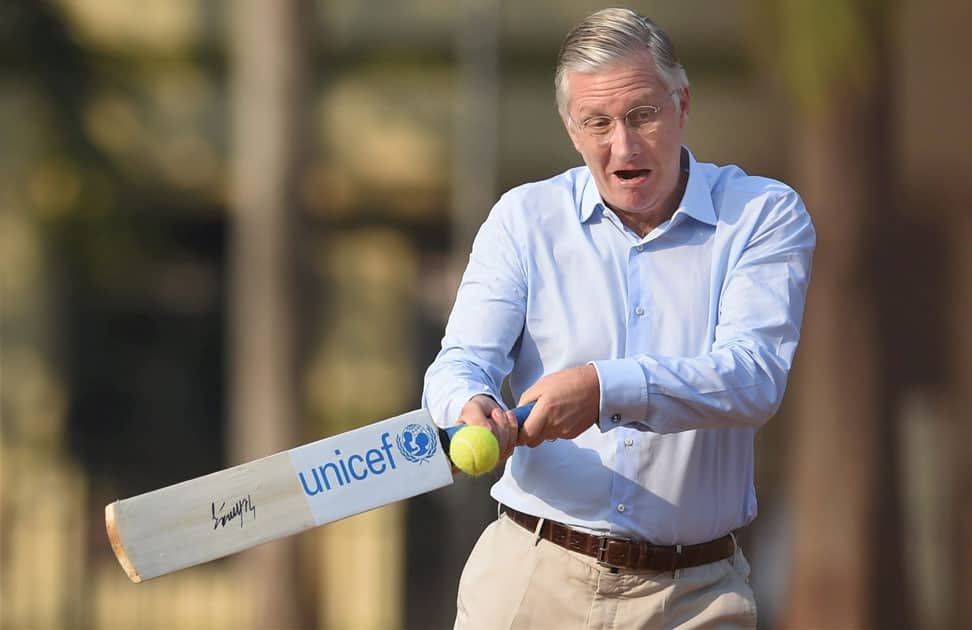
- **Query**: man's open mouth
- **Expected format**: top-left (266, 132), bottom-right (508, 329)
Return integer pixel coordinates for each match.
top-left (614, 169), bottom-right (651, 181)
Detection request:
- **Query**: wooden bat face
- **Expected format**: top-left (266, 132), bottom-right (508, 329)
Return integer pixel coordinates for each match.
top-left (106, 409), bottom-right (453, 582)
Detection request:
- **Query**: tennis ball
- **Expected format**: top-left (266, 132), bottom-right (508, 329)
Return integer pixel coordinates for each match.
top-left (449, 425), bottom-right (500, 476)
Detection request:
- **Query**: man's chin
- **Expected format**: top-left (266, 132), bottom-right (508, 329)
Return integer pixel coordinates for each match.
top-left (605, 191), bottom-right (655, 215)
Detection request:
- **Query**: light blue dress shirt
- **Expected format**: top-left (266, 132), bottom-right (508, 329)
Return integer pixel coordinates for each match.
top-left (423, 148), bottom-right (815, 545)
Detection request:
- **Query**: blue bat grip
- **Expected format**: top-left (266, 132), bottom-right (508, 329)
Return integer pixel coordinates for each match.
top-left (512, 401), bottom-right (535, 427)
top-left (443, 401), bottom-right (535, 441)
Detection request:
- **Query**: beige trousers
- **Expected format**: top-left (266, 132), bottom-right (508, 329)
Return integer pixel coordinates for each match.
top-left (455, 514), bottom-right (757, 630)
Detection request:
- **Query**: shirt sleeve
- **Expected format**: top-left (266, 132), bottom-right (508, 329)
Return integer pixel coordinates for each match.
top-left (591, 190), bottom-right (816, 433)
top-left (422, 198), bottom-right (527, 428)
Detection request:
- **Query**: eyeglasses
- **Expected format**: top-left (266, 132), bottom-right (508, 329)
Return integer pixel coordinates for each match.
top-left (570, 93), bottom-right (676, 145)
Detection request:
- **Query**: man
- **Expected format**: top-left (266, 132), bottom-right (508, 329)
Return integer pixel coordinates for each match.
top-left (424, 8), bottom-right (814, 629)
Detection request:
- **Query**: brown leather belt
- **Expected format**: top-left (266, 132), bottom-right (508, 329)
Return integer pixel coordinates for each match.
top-left (500, 504), bottom-right (735, 572)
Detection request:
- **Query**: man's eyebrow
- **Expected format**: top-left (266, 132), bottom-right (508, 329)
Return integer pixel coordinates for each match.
top-left (575, 107), bottom-right (602, 119)
top-left (574, 93), bottom-right (666, 118)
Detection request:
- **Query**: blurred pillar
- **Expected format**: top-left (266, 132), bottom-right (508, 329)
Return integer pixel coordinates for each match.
top-left (451, 0), bottom-right (500, 271)
top-left (439, 1), bottom-right (504, 625)
top-left (951, 210), bottom-right (972, 630)
top-left (782, 102), bottom-right (882, 630)
top-left (934, 5), bottom-right (972, 626)
top-left (768, 2), bottom-right (911, 628)
top-left (304, 229), bottom-right (419, 630)
top-left (0, 212), bottom-right (85, 627)
top-left (228, 0), bottom-right (312, 628)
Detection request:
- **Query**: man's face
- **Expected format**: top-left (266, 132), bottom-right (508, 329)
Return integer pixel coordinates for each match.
top-left (563, 59), bottom-right (689, 225)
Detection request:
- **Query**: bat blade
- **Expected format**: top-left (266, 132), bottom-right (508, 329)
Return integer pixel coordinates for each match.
top-left (106, 408), bottom-right (453, 582)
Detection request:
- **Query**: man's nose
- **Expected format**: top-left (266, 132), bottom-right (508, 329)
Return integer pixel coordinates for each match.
top-left (609, 121), bottom-right (641, 157)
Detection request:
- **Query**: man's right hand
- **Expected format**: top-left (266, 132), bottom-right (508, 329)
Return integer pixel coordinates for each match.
top-left (457, 395), bottom-right (520, 465)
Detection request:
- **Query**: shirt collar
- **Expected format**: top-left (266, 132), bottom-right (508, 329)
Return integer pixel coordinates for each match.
top-left (577, 147), bottom-right (717, 227)
top-left (674, 148), bottom-right (717, 226)
top-left (579, 171), bottom-right (602, 223)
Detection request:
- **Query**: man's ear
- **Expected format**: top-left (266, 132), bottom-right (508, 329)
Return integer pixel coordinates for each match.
top-left (677, 87), bottom-right (691, 128)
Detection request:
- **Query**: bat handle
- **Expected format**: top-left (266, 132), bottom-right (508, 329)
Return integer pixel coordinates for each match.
top-left (443, 401), bottom-right (536, 441)
top-left (511, 401), bottom-right (535, 428)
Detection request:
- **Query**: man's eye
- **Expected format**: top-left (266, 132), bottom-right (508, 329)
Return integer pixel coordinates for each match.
top-left (629, 108), bottom-right (656, 124)
top-left (585, 118), bottom-right (612, 131)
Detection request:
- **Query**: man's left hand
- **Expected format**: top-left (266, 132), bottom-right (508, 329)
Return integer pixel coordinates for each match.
top-left (516, 365), bottom-right (600, 447)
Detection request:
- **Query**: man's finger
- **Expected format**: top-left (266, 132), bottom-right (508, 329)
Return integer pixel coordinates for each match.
top-left (517, 385), bottom-right (540, 409)
top-left (504, 409), bottom-right (520, 458)
top-left (488, 407), bottom-right (513, 458)
top-left (526, 423), bottom-right (547, 447)
top-left (517, 408), bottom-right (547, 447)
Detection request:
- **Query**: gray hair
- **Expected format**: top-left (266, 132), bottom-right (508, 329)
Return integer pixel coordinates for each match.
top-left (555, 8), bottom-right (689, 118)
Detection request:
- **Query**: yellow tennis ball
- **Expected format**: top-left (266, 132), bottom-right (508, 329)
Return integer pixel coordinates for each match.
top-left (449, 425), bottom-right (500, 476)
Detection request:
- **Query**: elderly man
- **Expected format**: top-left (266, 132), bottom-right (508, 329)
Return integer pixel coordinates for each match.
top-left (424, 8), bottom-right (814, 629)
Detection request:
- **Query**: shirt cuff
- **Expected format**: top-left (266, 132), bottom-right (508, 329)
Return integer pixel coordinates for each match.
top-left (589, 359), bottom-right (649, 429)
top-left (436, 386), bottom-right (502, 430)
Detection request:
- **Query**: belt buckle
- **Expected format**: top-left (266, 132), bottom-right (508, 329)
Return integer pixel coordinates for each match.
top-left (595, 536), bottom-right (627, 569)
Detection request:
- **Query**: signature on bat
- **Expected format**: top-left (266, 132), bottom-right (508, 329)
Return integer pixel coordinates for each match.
top-left (211, 495), bottom-right (257, 530)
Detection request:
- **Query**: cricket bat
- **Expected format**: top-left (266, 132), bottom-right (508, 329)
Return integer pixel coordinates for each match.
top-left (105, 403), bottom-right (533, 583)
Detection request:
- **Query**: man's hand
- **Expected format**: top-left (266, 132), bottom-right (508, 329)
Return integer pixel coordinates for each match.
top-left (457, 394), bottom-right (520, 464)
top-left (516, 365), bottom-right (600, 448)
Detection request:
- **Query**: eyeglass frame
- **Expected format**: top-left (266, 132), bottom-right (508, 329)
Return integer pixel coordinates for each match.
top-left (568, 90), bottom-right (679, 144)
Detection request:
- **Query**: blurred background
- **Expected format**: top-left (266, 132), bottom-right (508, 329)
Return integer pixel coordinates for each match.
top-left (1, 0), bottom-right (970, 628)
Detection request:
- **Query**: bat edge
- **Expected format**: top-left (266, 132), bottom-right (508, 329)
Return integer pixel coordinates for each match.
top-left (105, 501), bottom-right (143, 583)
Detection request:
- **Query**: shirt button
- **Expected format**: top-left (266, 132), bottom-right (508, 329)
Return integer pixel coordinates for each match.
top-left (634, 307), bottom-right (645, 316)
top-left (635, 244), bottom-right (644, 252)
top-left (617, 504), bottom-right (626, 513)
top-left (624, 438), bottom-right (634, 447)
top-left (611, 414), bottom-right (621, 423)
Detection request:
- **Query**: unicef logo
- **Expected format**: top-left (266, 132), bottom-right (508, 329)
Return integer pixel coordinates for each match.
top-left (396, 424), bottom-right (439, 464)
